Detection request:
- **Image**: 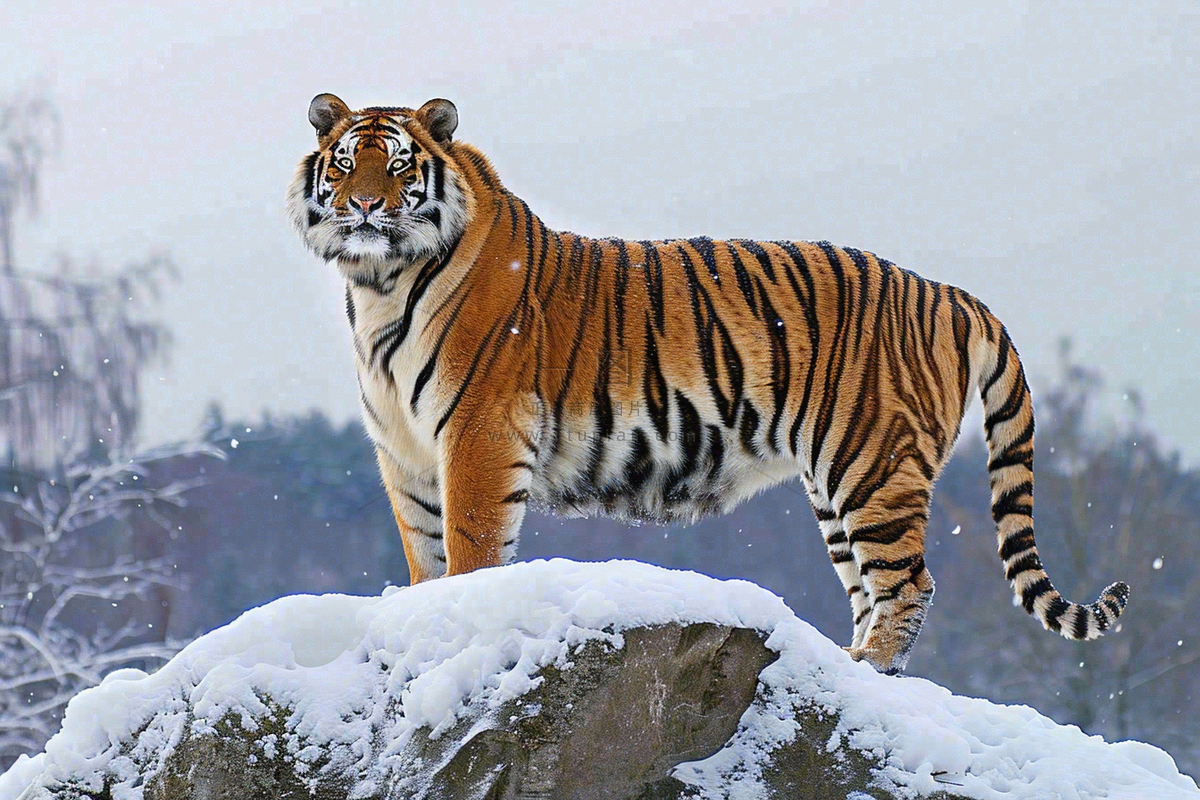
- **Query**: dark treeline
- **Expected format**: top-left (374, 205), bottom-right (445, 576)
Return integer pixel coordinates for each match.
top-left (162, 344), bottom-right (1199, 778)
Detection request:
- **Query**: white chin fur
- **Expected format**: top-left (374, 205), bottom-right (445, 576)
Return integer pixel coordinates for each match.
top-left (343, 231), bottom-right (392, 258)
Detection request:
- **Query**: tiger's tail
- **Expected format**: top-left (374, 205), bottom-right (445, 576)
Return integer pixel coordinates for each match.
top-left (977, 325), bottom-right (1129, 640)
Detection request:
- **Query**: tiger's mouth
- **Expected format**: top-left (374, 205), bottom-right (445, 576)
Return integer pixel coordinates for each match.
top-left (339, 221), bottom-right (397, 261)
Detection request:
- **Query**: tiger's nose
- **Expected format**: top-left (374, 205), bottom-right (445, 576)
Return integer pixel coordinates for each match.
top-left (349, 195), bottom-right (384, 215)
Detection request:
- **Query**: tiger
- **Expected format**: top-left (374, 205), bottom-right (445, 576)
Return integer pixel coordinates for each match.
top-left (286, 93), bottom-right (1129, 674)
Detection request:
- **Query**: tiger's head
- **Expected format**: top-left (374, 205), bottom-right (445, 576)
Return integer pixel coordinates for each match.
top-left (287, 94), bottom-right (469, 277)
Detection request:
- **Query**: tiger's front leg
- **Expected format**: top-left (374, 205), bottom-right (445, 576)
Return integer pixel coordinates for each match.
top-left (377, 448), bottom-right (447, 585)
top-left (439, 399), bottom-right (541, 576)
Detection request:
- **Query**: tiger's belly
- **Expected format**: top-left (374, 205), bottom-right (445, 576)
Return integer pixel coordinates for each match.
top-left (530, 407), bottom-right (803, 525)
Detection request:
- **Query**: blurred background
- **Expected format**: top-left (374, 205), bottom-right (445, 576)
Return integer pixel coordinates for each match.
top-left (2, 0), bottom-right (1197, 779)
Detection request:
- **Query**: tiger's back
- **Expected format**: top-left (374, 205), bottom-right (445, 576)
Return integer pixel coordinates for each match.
top-left (288, 94), bottom-right (1129, 675)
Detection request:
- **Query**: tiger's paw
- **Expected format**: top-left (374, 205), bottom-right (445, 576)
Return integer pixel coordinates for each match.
top-left (843, 645), bottom-right (906, 676)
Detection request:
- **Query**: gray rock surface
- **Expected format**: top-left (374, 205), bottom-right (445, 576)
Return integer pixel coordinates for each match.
top-left (54, 623), bottom-right (965, 800)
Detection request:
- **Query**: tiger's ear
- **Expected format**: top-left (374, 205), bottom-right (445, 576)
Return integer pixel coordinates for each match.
top-left (416, 99), bottom-right (458, 144)
top-left (308, 93), bottom-right (352, 141)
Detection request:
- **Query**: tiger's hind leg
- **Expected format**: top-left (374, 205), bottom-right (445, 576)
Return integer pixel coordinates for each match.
top-left (806, 490), bottom-right (872, 648)
top-left (840, 464), bottom-right (936, 675)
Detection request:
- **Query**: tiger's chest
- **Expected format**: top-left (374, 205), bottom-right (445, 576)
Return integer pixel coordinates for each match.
top-left (348, 285), bottom-right (442, 474)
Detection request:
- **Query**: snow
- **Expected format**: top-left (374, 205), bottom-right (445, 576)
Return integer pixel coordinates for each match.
top-left (1, 558), bottom-right (1196, 800)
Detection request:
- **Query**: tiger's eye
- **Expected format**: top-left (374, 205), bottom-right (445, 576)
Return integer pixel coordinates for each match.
top-left (336, 157), bottom-right (354, 170)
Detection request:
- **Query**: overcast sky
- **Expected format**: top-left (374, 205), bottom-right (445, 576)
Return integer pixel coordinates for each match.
top-left (4, 0), bottom-right (1197, 459)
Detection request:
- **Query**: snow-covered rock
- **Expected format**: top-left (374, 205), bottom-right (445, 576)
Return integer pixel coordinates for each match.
top-left (0, 559), bottom-right (1195, 800)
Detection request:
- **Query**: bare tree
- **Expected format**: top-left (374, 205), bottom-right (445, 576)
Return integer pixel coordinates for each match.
top-left (1038, 341), bottom-right (1200, 753)
top-left (0, 257), bottom-right (176, 473)
top-left (0, 91), bottom-right (220, 768)
top-left (0, 92), bottom-right (55, 275)
top-left (0, 442), bottom-right (214, 763)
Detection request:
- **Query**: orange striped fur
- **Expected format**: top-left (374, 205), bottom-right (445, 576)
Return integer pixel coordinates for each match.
top-left (287, 95), bottom-right (1129, 673)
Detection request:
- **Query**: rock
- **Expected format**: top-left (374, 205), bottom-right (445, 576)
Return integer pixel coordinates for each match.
top-left (416, 623), bottom-right (777, 800)
top-left (2, 560), bottom-right (1194, 800)
top-left (48, 623), bottom-right (955, 800)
